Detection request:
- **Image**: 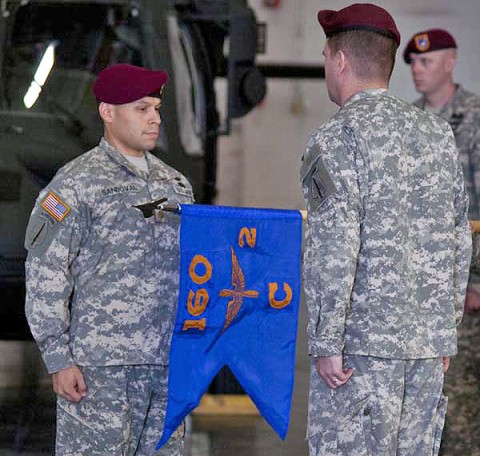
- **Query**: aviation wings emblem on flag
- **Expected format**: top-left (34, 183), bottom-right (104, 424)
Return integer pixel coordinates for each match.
top-left (220, 247), bottom-right (259, 331)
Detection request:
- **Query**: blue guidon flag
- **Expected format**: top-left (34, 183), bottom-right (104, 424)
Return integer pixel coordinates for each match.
top-left (156, 204), bottom-right (302, 449)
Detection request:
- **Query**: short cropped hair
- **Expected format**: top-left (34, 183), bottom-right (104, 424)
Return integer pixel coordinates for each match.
top-left (328, 30), bottom-right (398, 82)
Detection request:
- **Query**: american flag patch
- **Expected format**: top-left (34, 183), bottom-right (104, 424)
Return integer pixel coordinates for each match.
top-left (41, 191), bottom-right (70, 222)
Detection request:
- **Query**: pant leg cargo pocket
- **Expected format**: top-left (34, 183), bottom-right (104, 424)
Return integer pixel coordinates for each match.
top-left (337, 396), bottom-right (374, 456)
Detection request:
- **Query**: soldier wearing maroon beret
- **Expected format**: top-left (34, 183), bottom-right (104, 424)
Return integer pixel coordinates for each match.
top-left (317, 2), bottom-right (401, 46)
top-left (405, 28), bottom-right (480, 456)
top-left (302, 4), bottom-right (471, 456)
top-left (25, 63), bottom-right (193, 455)
top-left (92, 63), bottom-right (168, 105)
top-left (403, 29), bottom-right (456, 64)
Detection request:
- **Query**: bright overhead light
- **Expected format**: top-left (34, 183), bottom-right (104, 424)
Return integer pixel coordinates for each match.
top-left (23, 42), bottom-right (56, 109)
top-left (23, 82), bottom-right (42, 109)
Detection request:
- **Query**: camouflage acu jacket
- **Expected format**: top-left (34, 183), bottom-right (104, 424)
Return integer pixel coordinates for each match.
top-left (25, 138), bottom-right (194, 373)
top-left (414, 85), bottom-right (480, 219)
top-left (301, 89), bottom-right (471, 359)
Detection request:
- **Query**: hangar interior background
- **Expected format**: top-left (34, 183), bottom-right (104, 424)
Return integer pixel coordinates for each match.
top-left (1, 0), bottom-right (479, 454)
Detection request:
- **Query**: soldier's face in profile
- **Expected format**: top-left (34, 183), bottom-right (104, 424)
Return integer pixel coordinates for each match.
top-left (106, 97), bottom-right (162, 156)
top-left (409, 49), bottom-right (456, 96)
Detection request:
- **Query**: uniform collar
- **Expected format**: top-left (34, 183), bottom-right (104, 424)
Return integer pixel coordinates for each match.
top-left (342, 88), bottom-right (389, 110)
top-left (99, 137), bottom-right (169, 180)
top-left (417, 84), bottom-right (463, 116)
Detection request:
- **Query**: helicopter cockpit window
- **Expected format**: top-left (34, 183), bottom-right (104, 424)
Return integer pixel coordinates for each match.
top-left (2, 3), bottom-right (142, 115)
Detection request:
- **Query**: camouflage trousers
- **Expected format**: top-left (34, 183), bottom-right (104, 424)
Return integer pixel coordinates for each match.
top-left (56, 365), bottom-right (184, 456)
top-left (307, 355), bottom-right (446, 456)
top-left (440, 312), bottom-right (480, 456)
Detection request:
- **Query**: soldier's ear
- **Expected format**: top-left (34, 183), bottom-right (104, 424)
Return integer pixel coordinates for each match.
top-left (337, 50), bottom-right (348, 76)
top-left (98, 102), bottom-right (114, 123)
top-left (443, 48), bottom-right (457, 73)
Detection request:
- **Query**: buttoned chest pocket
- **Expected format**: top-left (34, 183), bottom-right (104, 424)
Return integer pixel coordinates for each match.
top-left (113, 202), bottom-right (152, 250)
top-left (146, 180), bottom-right (191, 257)
top-left (89, 198), bottom-right (153, 275)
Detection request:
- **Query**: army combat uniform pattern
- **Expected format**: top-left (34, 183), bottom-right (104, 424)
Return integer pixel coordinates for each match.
top-left (415, 85), bottom-right (480, 456)
top-left (301, 89), bottom-right (472, 456)
top-left (25, 138), bottom-right (193, 455)
top-left (415, 85), bottom-right (480, 219)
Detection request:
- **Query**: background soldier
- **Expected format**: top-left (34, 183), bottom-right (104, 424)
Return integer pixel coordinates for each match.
top-left (24, 64), bottom-right (193, 455)
top-left (404, 28), bottom-right (480, 456)
top-left (301, 4), bottom-right (472, 456)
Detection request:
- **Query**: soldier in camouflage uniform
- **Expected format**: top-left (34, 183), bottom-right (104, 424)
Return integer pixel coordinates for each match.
top-left (24, 64), bottom-right (193, 455)
top-left (404, 28), bottom-right (480, 456)
top-left (301, 5), bottom-right (472, 456)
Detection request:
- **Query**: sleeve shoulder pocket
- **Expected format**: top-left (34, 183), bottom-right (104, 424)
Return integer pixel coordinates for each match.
top-left (302, 152), bottom-right (338, 212)
top-left (25, 213), bottom-right (63, 255)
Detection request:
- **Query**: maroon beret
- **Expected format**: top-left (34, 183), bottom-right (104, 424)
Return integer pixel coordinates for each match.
top-left (93, 64), bottom-right (169, 104)
top-left (403, 29), bottom-right (457, 63)
top-left (317, 3), bottom-right (401, 46)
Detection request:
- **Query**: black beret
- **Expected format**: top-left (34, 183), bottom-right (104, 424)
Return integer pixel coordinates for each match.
top-left (403, 29), bottom-right (457, 63)
top-left (93, 64), bottom-right (169, 104)
top-left (317, 3), bottom-right (401, 46)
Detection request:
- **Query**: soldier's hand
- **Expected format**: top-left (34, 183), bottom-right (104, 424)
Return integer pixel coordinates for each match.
top-left (465, 290), bottom-right (480, 314)
top-left (314, 355), bottom-right (354, 389)
top-left (52, 365), bottom-right (88, 403)
top-left (442, 356), bottom-right (450, 373)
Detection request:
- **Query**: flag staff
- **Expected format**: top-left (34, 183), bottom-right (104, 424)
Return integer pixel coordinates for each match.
top-left (158, 204), bottom-right (182, 214)
top-left (154, 204), bottom-right (308, 221)
top-left (154, 205), bottom-right (480, 230)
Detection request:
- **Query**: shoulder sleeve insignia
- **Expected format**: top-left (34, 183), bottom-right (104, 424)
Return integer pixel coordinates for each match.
top-left (302, 153), bottom-right (338, 212)
top-left (41, 191), bottom-right (70, 222)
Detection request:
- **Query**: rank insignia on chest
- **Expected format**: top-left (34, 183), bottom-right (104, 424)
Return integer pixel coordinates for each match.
top-left (41, 191), bottom-right (70, 222)
top-left (449, 113), bottom-right (464, 133)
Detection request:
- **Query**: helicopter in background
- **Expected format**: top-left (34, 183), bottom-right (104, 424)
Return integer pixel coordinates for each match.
top-left (0, 0), bottom-right (266, 341)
